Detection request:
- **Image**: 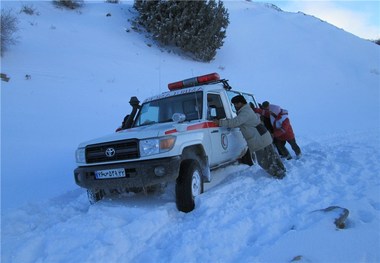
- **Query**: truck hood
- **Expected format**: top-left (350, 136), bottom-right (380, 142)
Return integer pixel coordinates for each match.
top-left (77, 122), bottom-right (178, 148)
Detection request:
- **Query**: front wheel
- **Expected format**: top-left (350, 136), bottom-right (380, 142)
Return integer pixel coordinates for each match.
top-left (175, 160), bottom-right (204, 213)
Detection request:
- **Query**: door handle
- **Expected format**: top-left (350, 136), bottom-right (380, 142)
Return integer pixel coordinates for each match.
top-left (211, 130), bottom-right (219, 133)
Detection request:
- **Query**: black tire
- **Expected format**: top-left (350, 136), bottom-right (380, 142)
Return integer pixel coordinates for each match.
top-left (241, 149), bottom-right (254, 166)
top-left (87, 189), bottom-right (104, 204)
top-left (175, 160), bottom-right (204, 213)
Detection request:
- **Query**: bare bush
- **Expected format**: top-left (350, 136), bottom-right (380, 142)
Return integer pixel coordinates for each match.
top-left (53, 0), bottom-right (84, 10)
top-left (1, 9), bottom-right (19, 56)
top-left (20, 4), bottom-right (39, 15)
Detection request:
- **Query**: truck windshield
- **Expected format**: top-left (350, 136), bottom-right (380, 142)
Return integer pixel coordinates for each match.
top-left (134, 91), bottom-right (203, 127)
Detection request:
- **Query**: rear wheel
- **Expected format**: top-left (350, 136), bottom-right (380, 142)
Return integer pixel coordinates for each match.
top-left (87, 189), bottom-right (104, 204)
top-left (175, 160), bottom-right (204, 213)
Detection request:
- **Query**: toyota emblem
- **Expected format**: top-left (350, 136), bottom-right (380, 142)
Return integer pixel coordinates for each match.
top-left (105, 148), bottom-right (116, 157)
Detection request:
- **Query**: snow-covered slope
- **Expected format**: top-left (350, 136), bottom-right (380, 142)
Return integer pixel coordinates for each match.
top-left (1, 1), bottom-right (380, 262)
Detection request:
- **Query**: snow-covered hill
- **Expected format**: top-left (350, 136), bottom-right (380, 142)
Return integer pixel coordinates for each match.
top-left (1, 1), bottom-right (380, 262)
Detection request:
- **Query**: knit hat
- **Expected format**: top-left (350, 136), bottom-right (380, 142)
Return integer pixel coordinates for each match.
top-left (262, 101), bottom-right (270, 108)
top-left (231, 95), bottom-right (247, 104)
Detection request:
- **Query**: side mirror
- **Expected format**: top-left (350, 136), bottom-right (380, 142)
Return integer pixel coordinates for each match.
top-left (209, 107), bottom-right (217, 119)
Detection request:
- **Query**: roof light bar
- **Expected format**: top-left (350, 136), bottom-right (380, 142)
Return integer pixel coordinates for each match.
top-left (168, 72), bottom-right (220, 91)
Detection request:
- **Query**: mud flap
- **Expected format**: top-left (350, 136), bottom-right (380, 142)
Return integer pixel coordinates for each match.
top-left (202, 156), bottom-right (211, 182)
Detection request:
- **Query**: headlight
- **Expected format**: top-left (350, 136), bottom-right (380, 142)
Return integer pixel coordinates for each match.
top-left (140, 136), bottom-right (176, 157)
top-left (75, 148), bottom-right (86, 163)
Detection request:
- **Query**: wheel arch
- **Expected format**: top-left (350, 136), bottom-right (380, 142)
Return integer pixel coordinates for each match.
top-left (181, 144), bottom-right (211, 182)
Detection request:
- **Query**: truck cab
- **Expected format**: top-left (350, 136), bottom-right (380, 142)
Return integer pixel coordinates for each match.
top-left (74, 73), bottom-right (258, 212)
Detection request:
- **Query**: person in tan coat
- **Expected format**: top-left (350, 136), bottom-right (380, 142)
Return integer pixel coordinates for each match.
top-left (213, 95), bottom-right (286, 179)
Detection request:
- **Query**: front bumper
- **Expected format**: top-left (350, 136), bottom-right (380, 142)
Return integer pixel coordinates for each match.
top-left (74, 156), bottom-right (181, 190)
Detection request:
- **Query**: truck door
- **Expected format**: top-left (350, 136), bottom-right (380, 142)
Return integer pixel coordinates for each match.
top-left (206, 93), bottom-right (245, 166)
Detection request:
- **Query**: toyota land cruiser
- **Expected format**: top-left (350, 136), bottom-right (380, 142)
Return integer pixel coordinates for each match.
top-left (74, 73), bottom-right (258, 212)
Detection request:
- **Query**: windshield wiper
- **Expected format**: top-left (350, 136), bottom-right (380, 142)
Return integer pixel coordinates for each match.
top-left (160, 118), bottom-right (174, 123)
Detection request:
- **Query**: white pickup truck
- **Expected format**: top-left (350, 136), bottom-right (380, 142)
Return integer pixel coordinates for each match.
top-left (74, 73), bottom-right (259, 212)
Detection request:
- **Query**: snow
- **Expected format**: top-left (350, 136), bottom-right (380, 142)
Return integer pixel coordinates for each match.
top-left (1, 1), bottom-right (380, 262)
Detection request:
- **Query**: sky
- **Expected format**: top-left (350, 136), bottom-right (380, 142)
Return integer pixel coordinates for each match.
top-left (1, 1), bottom-right (380, 262)
top-left (260, 0), bottom-right (380, 40)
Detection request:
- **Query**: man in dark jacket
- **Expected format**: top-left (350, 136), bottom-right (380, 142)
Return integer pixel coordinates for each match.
top-left (213, 95), bottom-right (286, 179)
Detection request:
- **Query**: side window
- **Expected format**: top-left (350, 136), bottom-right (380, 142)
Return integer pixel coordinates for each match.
top-left (226, 91), bottom-right (258, 112)
top-left (226, 91), bottom-right (240, 113)
top-left (207, 93), bottom-right (226, 120)
top-left (242, 93), bottom-right (258, 108)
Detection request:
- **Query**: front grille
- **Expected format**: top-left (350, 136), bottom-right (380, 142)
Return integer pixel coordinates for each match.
top-left (86, 139), bottom-right (139, 163)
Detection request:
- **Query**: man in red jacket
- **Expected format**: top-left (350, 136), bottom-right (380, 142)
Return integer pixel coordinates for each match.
top-left (254, 101), bottom-right (301, 160)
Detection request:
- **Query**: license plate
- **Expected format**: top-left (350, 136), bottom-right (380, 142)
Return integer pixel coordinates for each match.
top-left (95, 168), bottom-right (126, 179)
